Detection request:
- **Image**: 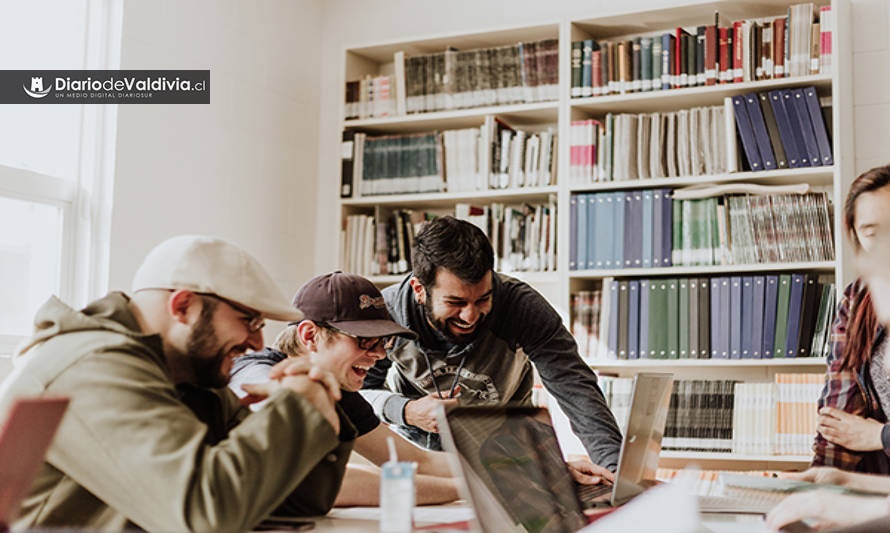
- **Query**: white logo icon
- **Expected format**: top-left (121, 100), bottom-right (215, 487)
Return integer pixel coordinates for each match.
top-left (23, 77), bottom-right (51, 99)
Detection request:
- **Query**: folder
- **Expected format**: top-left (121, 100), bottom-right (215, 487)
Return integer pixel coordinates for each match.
top-left (743, 92), bottom-right (777, 170)
top-left (767, 90), bottom-right (804, 168)
top-left (789, 88), bottom-right (823, 167)
top-left (802, 86), bottom-right (833, 166)
top-left (731, 94), bottom-right (763, 171)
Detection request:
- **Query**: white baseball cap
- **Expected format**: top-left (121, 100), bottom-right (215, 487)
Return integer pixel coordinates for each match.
top-left (132, 235), bottom-right (303, 322)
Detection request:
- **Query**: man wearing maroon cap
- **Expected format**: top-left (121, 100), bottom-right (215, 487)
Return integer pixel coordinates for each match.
top-left (230, 271), bottom-right (459, 507)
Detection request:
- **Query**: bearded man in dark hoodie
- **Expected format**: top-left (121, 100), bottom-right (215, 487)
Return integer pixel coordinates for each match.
top-left (360, 216), bottom-right (622, 479)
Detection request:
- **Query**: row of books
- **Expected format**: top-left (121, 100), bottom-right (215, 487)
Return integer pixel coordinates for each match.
top-left (571, 3), bottom-right (831, 98)
top-left (456, 199), bottom-right (557, 273)
top-left (341, 209), bottom-right (419, 277)
top-left (674, 191), bottom-right (835, 267)
top-left (340, 118), bottom-right (557, 198)
top-left (572, 273), bottom-right (836, 361)
top-left (341, 200), bottom-right (557, 277)
top-left (344, 74), bottom-right (395, 121)
top-left (733, 87), bottom-right (833, 172)
top-left (341, 131), bottom-right (445, 198)
top-left (343, 38), bottom-right (559, 120)
top-left (569, 188), bottom-right (834, 271)
top-left (568, 86), bottom-right (831, 185)
top-left (569, 103), bottom-right (732, 184)
top-left (601, 374), bottom-right (822, 455)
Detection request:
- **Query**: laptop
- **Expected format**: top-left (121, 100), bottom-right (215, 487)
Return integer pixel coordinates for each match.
top-left (0, 396), bottom-right (69, 530)
top-left (437, 372), bottom-right (674, 533)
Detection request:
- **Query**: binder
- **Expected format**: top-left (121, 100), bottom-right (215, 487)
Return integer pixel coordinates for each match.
top-left (781, 89), bottom-right (813, 166)
top-left (649, 279), bottom-right (669, 358)
top-left (639, 279), bottom-right (651, 359)
top-left (628, 280), bottom-right (641, 359)
top-left (667, 278), bottom-right (680, 359)
top-left (783, 273), bottom-right (806, 358)
top-left (617, 280), bottom-right (630, 359)
top-left (661, 190), bottom-right (674, 267)
top-left (698, 276), bottom-right (711, 358)
top-left (624, 191), bottom-right (643, 268)
top-left (608, 279), bottom-right (620, 358)
top-left (795, 273), bottom-right (820, 357)
top-left (688, 278), bottom-right (700, 359)
top-left (768, 90), bottom-right (804, 168)
top-left (743, 92), bottom-right (777, 170)
top-left (569, 194), bottom-right (579, 270)
top-left (750, 276), bottom-right (766, 358)
top-left (773, 274), bottom-right (792, 358)
top-left (729, 276), bottom-right (742, 359)
top-left (611, 191), bottom-right (626, 269)
top-left (757, 92), bottom-right (788, 168)
top-left (803, 86), bottom-right (834, 166)
top-left (790, 88), bottom-right (823, 167)
top-left (740, 276), bottom-right (755, 358)
top-left (642, 189), bottom-right (654, 268)
top-left (731, 94), bottom-right (763, 171)
top-left (576, 194), bottom-right (588, 270)
top-left (679, 278), bottom-right (690, 358)
top-left (762, 275), bottom-right (779, 358)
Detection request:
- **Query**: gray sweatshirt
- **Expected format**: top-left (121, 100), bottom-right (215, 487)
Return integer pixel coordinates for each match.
top-left (360, 273), bottom-right (622, 470)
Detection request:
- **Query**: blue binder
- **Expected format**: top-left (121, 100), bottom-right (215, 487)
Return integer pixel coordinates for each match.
top-left (762, 274), bottom-right (779, 358)
top-left (576, 194), bottom-right (588, 270)
top-left (641, 189), bottom-right (654, 267)
top-left (569, 194), bottom-right (579, 270)
top-left (611, 192), bottom-right (626, 269)
top-left (743, 92), bottom-right (777, 170)
top-left (732, 94), bottom-right (764, 171)
top-left (729, 276), bottom-right (742, 359)
top-left (768, 90), bottom-right (804, 168)
top-left (803, 86), bottom-right (834, 166)
top-left (624, 191), bottom-right (643, 268)
top-left (750, 276), bottom-right (766, 359)
top-left (781, 89), bottom-right (813, 166)
top-left (790, 88), bottom-right (823, 168)
top-left (740, 276), bottom-right (755, 358)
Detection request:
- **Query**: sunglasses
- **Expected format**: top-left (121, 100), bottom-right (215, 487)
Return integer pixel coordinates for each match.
top-left (317, 322), bottom-right (396, 351)
top-left (198, 293), bottom-right (265, 333)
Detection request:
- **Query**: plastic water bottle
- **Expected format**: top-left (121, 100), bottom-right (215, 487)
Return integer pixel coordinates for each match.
top-left (380, 436), bottom-right (416, 532)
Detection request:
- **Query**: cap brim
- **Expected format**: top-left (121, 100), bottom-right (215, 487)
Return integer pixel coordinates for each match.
top-left (328, 319), bottom-right (417, 339)
top-left (259, 306), bottom-right (304, 323)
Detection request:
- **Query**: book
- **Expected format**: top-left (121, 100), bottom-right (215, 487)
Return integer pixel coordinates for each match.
top-left (340, 130), bottom-right (357, 198)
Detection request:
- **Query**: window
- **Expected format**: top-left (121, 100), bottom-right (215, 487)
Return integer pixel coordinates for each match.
top-left (0, 0), bottom-right (122, 357)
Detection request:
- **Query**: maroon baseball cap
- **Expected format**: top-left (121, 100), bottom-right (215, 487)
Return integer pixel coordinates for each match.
top-left (292, 271), bottom-right (416, 339)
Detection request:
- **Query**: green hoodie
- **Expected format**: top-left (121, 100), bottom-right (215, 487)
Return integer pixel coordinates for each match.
top-left (1, 292), bottom-right (355, 532)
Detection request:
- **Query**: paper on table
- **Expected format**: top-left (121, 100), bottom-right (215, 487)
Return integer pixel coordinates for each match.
top-left (327, 505), bottom-right (474, 524)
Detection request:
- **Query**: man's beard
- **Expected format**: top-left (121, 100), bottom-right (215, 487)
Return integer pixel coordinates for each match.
top-left (186, 302), bottom-right (239, 388)
top-left (423, 296), bottom-right (483, 344)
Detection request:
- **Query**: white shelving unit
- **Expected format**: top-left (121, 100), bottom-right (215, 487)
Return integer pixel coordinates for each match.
top-left (336, 0), bottom-right (852, 471)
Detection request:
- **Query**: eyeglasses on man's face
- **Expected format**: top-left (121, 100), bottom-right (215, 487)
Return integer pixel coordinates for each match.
top-left (318, 322), bottom-right (395, 352)
top-left (198, 293), bottom-right (265, 333)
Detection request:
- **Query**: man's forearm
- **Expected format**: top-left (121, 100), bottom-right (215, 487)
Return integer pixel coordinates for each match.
top-left (333, 464), bottom-right (459, 507)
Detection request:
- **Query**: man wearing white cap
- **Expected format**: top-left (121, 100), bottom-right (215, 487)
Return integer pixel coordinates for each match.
top-left (0, 235), bottom-right (352, 532)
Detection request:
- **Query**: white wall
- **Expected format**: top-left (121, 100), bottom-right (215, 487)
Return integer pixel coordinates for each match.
top-left (110, 0), bottom-right (323, 330)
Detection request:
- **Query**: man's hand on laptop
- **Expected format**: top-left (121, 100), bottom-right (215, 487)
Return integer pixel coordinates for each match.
top-left (405, 390), bottom-right (460, 432)
top-left (566, 455), bottom-right (615, 485)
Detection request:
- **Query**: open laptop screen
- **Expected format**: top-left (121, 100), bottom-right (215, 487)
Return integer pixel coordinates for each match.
top-left (441, 406), bottom-right (588, 533)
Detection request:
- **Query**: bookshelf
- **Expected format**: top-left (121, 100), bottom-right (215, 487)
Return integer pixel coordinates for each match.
top-left (335, 0), bottom-right (852, 470)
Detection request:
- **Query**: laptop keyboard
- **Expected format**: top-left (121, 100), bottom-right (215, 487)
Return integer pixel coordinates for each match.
top-left (576, 482), bottom-right (613, 506)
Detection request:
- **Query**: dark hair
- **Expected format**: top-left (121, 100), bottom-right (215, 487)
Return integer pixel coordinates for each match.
top-left (411, 216), bottom-right (494, 288)
top-left (841, 164), bottom-right (890, 371)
